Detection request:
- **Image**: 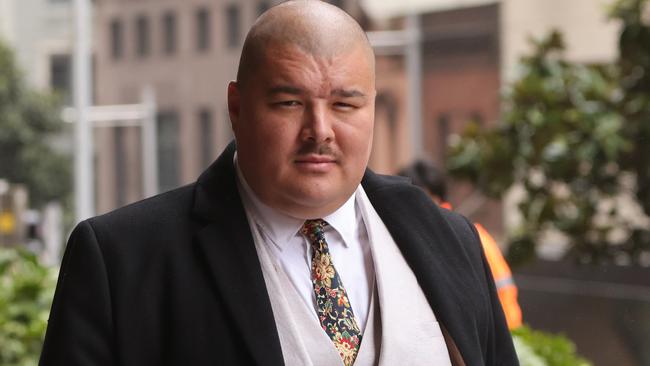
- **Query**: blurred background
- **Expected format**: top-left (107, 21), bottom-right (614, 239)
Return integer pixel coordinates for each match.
top-left (0, 0), bottom-right (649, 365)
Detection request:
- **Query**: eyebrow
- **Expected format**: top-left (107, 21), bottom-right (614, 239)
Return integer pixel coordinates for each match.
top-left (267, 85), bottom-right (367, 98)
top-left (332, 88), bottom-right (366, 98)
top-left (268, 86), bottom-right (303, 96)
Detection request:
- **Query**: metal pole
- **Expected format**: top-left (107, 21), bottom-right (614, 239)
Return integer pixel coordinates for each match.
top-left (73, 0), bottom-right (94, 222)
top-left (405, 13), bottom-right (423, 159)
top-left (141, 86), bottom-right (158, 198)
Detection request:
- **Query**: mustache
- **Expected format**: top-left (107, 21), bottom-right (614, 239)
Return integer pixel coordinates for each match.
top-left (295, 141), bottom-right (339, 157)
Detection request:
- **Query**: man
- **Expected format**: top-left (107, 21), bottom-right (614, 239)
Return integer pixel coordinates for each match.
top-left (397, 160), bottom-right (523, 330)
top-left (40, 1), bottom-right (518, 365)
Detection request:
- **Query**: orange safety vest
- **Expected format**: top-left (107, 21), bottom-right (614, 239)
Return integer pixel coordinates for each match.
top-left (440, 203), bottom-right (522, 329)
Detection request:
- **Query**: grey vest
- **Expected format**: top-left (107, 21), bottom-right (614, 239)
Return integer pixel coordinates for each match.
top-left (249, 188), bottom-right (451, 365)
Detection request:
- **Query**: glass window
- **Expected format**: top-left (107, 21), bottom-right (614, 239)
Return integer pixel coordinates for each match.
top-left (258, 1), bottom-right (270, 15)
top-left (110, 19), bottom-right (123, 59)
top-left (49, 54), bottom-right (72, 105)
top-left (196, 8), bottom-right (211, 51)
top-left (198, 109), bottom-right (214, 168)
top-left (162, 11), bottom-right (177, 55)
top-left (226, 4), bottom-right (241, 48)
top-left (157, 111), bottom-right (180, 192)
top-left (224, 106), bottom-right (234, 143)
top-left (437, 113), bottom-right (450, 162)
top-left (470, 111), bottom-right (485, 128)
top-left (328, 0), bottom-right (343, 9)
top-left (135, 15), bottom-right (150, 57)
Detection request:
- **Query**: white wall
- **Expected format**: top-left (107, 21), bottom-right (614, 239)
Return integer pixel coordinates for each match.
top-left (501, 0), bottom-right (620, 82)
top-left (361, 0), bottom-right (619, 80)
top-left (361, 0), bottom-right (496, 19)
top-left (0, 0), bottom-right (74, 90)
top-left (0, 0), bottom-right (16, 43)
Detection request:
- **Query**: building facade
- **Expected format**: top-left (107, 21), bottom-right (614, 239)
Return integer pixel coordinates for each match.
top-left (92, 0), bottom-right (365, 214)
top-left (365, 3), bottom-right (503, 232)
top-left (93, 0), bottom-right (273, 212)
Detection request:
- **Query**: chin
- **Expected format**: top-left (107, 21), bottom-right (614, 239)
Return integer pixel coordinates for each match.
top-left (281, 189), bottom-right (333, 210)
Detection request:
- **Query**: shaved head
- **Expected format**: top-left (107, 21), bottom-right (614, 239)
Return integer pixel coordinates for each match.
top-left (236, 0), bottom-right (374, 87)
top-left (228, 0), bottom-right (376, 218)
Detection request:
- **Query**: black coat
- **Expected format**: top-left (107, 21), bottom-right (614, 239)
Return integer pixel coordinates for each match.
top-left (40, 143), bottom-right (518, 366)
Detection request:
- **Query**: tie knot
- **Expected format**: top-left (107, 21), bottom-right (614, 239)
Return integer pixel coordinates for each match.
top-left (301, 219), bottom-right (328, 241)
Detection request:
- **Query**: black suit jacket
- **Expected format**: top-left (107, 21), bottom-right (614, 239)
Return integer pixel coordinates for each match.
top-left (40, 143), bottom-right (518, 365)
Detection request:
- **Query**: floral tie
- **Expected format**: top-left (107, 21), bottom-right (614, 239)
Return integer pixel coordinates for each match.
top-left (301, 219), bottom-right (362, 366)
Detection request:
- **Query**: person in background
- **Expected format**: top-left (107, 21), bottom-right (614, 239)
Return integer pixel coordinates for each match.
top-left (398, 160), bottom-right (523, 330)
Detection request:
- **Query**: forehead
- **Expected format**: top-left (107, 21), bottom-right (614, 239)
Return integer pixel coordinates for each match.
top-left (257, 43), bottom-right (374, 93)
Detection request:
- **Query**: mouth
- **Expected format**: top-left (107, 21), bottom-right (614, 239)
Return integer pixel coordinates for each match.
top-left (294, 155), bottom-right (337, 172)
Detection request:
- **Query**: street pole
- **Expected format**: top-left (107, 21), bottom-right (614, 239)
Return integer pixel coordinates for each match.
top-left (367, 13), bottom-right (424, 161)
top-left (141, 86), bottom-right (158, 198)
top-left (73, 0), bottom-right (93, 222)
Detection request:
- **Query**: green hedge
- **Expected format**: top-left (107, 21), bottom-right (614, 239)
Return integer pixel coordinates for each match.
top-left (513, 325), bottom-right (592, 366)
top-left (0, 248), bottom-right (57, 366)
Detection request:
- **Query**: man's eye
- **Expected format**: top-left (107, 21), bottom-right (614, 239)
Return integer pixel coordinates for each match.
top-left (334, 102), bottom-right (356, 109)
top-left (275, 100), bottom-right (301, 107)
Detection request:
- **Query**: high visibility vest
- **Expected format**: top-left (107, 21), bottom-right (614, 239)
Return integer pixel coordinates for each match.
top-left (440, 202), bottom-right (522, 329)
top-left (474, 223), bottom-right (522, 329)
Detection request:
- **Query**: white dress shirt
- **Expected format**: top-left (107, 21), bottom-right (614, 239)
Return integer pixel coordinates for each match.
top-left (235, 158), bottom-right (375, 330)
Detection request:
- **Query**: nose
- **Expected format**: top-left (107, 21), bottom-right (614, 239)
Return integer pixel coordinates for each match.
top-left (301, 101), bottom-right (334, 143)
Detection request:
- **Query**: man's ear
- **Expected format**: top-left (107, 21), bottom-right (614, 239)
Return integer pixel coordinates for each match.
top-left (227, 81), bottom-right (240, 129)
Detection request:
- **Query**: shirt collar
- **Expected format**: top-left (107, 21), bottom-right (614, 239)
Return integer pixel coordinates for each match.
top-left (234, 155), bottom-right (359, 251)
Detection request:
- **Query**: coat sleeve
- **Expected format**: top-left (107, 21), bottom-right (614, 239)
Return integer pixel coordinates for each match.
top-left (39, 220), bottom-right (115, 366)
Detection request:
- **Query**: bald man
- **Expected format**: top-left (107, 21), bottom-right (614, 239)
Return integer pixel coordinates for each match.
top-left (40, 1), bottom-right (518, 365)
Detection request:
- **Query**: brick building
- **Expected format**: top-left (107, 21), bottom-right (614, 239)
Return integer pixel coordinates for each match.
top-left (92, 0), bottom-right (366, 213)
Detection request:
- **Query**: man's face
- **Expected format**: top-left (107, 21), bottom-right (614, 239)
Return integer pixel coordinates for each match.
top-left (229, 43), bottom-right (376, 219)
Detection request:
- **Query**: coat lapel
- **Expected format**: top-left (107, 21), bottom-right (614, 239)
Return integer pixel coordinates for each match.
top-left (362, 170), bottom-right (480, 365)
top-left (191, 143), bottom-right (284, 366)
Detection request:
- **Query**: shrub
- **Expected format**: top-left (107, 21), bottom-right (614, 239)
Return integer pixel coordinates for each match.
top-left (0, 248), bottom-right (57, 366)
top-left (513, 325), bottom-right (592, 366)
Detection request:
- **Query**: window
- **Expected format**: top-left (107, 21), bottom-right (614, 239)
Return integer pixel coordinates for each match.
top-left (198, 109), bottom-right (214, 168)
top-left (224, 107), bottom-right (234, 142)
top-left (162, 11), bottom-right (177, 55)
top-left (257, 1), bottom-right (270, 15)
top-left (437, 113), bottom-right (450, 162)
top-left (226, 4), bottom-right (240, 48)
top-left (196, 8), bottom-right (211, 51)
top-left (470, 111), bottom-right (485, 128)
top-left (328, 0), bottom-right (343, 8)
top-left (157, 111), bottom-right (180, 192)
top-left (110, 19), bottom-right (123, 59)
top-left (135, 15), bottom-right (150, 57)
top-left (114, 127), bottom-right (127, 207)
top-left (50, 54), bottom-right (72, 105)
